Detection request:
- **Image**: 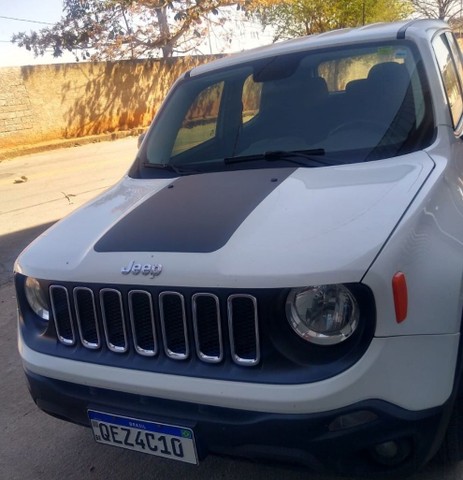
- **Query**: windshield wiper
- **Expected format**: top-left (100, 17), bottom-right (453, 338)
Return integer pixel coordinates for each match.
top-left (224, 149), bottom-right (329, 167)
top-left (143, 163), bottom-right (200, 175)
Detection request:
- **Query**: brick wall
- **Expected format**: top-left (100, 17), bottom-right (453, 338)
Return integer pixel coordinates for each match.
top-left (0, 69), bottom-right (34, 140)
top-left (0, 56), bottom-right (219, 151)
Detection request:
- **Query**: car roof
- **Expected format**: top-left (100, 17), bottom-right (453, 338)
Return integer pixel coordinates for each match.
top-left (189, 19), bottom-right (449, 77)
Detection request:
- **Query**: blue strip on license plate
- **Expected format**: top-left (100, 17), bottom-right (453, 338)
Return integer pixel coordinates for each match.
top-left (88, 410), bottom-right (198, 464)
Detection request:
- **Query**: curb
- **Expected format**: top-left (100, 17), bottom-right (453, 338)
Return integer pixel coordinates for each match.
top-left (0, 128), bottom-right (145, 162)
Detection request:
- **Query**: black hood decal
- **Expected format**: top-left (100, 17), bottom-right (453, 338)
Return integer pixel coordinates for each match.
top-left (94, 168), bottom-right (295, 253)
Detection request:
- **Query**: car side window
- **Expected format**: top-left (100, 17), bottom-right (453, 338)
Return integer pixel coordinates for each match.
top-left (172, 81), bottom-right (224, 156)
top-left (242, 75), bottom-right (262, 124)
top-left (445, 32), bottom-right (463, 92)
top-left (432, 33), bottom-right (463, 128)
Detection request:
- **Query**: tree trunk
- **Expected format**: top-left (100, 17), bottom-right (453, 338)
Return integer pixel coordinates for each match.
top-left (156, 7), bottom-right (173, 58)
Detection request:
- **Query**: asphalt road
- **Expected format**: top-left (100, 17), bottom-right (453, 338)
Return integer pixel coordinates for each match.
top-left (0, 138), bottom-right (462, 479)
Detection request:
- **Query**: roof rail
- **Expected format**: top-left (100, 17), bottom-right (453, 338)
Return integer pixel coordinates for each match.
top-left (397, 19), bottom-right (421, 40)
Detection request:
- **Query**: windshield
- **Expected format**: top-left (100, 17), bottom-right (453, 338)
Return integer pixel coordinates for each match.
top-left (137, 41), bottom-right (434, 176)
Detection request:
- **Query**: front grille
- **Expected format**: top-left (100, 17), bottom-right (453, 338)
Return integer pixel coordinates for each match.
top-left (50, 285), bottom-right (260, 367)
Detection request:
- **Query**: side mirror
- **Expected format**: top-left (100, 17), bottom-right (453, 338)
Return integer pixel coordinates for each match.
top-left (137, 132), bottom-right (146, 149)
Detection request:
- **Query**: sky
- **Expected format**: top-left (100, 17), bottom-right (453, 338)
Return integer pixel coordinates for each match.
top-left (0, 1), bottom-right (274, 68)
top-left (0, 0), bottom-right (76, 67)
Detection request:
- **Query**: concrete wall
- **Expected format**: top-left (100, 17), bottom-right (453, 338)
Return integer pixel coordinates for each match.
top-left (0, 56), bottom-right (219, 151)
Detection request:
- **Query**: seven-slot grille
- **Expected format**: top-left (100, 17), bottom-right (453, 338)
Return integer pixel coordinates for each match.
top-left (49, 285), bottom-right (260, 366)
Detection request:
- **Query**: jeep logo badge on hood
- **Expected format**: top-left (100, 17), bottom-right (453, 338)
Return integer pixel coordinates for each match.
top-left (121, 261), bottom-right (162, 278)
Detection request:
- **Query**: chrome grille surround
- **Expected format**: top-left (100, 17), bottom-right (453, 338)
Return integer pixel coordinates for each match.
top-left (49, 285), bottom-right (260, 367)
top-left (100, 288), bottom-right (128, 353)
top-left (192, 293), bottom-right (223, 363)
top-left (50, 285), bottom-right (75, 346)
top-left (228, 294), bottom-right (260, 366)
top-left (128, 290), bottom-right (157, 357)
top-left (73, 286), bottom-right (100, 349)
top-left (159, 291), bottom-right (189, 360)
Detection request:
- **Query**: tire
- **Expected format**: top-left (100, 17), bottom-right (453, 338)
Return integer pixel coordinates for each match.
top-left (436, 399), bottom-right (463, 464)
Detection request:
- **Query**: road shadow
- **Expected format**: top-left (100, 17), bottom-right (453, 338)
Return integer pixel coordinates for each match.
top-left (0, 221), bottom-right (55, 286)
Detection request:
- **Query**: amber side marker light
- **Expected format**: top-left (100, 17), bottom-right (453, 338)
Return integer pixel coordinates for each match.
top-left (392, 272), bottom-right (408, 323)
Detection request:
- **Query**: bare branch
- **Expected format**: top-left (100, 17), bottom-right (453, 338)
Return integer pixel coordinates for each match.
top-left (12, 0), bottom-right (249, 59)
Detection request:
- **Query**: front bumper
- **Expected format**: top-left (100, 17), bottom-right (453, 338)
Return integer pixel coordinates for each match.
top-left (19, 331), bottom-right (460, 414)
top-left (18, 315), bottom-right (462, 474)
top-left (25, 370), bottom-right (450, 476)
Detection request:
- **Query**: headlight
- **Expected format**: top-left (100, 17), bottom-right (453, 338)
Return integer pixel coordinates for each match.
top-left (24, 277), bottom-right (50, 321)
top-left (286, 284), bottom-right (359, 345)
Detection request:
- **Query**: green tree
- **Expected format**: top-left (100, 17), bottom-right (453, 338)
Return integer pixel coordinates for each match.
top-left (255, 0), bottom-right (412, 41)
top-left (12, 0), bottom-right (246, 60)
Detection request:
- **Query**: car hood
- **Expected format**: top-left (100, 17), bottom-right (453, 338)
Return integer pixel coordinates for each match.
top-left (16, 152), bottom-right (434, 288)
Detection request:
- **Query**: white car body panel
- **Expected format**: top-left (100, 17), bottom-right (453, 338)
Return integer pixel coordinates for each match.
top-left (364, 129), bottom-right (463, 336)
top-left (16, 153), bottom-right (434, 290)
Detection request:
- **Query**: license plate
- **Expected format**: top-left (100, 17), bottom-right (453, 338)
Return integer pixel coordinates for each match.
top-left (88, 410), bottom-right (198, 464)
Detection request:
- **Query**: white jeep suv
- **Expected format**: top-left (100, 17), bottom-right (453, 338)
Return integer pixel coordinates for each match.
top-left (15, 19), bottom-right (463, 475)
